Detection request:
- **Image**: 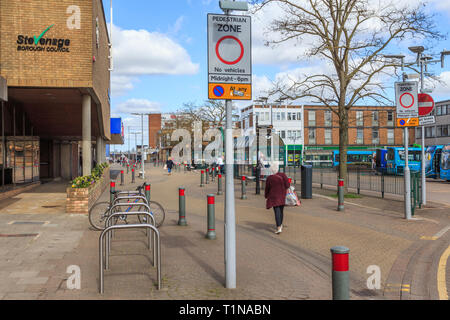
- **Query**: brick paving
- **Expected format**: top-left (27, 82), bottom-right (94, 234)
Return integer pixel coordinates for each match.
top-left (0, 163), bottom-right (448, 300)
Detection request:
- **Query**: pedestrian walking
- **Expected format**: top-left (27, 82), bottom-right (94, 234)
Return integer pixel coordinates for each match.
top-left (166, 157), bottom-right (174, 175)
top-left (217, 155), bottom-right (224, 174)
top-left (264, 162), bottom-right (290, 234)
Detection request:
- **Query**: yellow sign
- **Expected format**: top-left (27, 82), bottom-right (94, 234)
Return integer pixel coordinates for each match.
top-left (208, 83), bottom-right (252, 100)
top-left (397, 118), bottom-right (419, 127)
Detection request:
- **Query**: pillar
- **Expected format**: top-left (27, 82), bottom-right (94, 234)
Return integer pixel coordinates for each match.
top-left (96, 136), bottom-right (103, 166)
top-left (82, 95), bottom-right (92, 176)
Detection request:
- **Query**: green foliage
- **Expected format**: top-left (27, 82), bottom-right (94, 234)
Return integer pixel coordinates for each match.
top-left (71, 162), bottom-right (109, 188)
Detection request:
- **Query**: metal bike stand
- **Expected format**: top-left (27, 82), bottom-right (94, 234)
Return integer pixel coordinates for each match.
top-left (105, 211), bottom-right (156, 269)
top-left (99, 223), bottom-right (161, 294)
top-left (110, 195), bottom-right (150, 238)
top-left (106, 203), bottom-right (156, 264)
top-left (112, 196), bottom-right (149, 205)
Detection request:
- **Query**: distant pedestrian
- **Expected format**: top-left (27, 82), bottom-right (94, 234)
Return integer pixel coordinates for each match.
top-left (217, 155), bottom-right (224, 174)
top-left (166, 157), bottom-right (174, 175)
top-left (264, 162), bottom-right (290, 234)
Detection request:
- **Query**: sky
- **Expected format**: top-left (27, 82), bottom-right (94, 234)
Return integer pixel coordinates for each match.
top-left (103, 0), bottom-right (450, 152)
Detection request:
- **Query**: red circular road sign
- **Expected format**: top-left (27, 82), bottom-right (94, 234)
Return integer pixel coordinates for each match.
top-left (215, 35), bottom-right (244, 65)
top-left (399, 92), bottom-right (415, 109)
top-left (418, 93), bottom-right (435, 116)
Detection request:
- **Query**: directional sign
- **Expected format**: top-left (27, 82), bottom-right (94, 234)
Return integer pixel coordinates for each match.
top-left (208, 13), bottom-right (251, 100)
top-left (397, 118), bottom-right (419, 127)
top-left (418, 93), bottom-right (434, 116)
top-left (419, 115), bottom-right (436, 126)
top-left (395, 82), bottom-right (418, 118)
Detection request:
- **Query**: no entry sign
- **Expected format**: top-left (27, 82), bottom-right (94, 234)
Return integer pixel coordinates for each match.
top-left (418, 93), bottom-right (435, 116)
top-left (208, 13), bottom-right (252, 100)
top-left (395, 82), bottom-right (418, 118)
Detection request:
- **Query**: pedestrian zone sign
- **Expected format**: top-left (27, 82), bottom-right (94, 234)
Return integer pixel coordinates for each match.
top-left (395, 82), bottom-right (418, 118)
top-left (208, 13), bottom-right (252, 100)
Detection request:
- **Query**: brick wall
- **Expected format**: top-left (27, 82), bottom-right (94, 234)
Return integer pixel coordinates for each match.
top-left (66, 166), bottom-right (110, 214)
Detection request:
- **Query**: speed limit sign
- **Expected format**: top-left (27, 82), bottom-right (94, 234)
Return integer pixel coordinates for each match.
top-left (395, 82), bottom-right (418, 118)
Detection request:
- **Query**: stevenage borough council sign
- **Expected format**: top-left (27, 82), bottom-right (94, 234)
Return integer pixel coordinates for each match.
top-left (16, 24), bottom-right (72, 53)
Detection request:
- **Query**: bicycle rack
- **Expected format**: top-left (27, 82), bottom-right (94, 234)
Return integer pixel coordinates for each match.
top-left (115, 190), bottom-right (141, 197)
top-left (112, 195), bottom-right (148, 206)
top-left (105, 211), bottom-right (156, 269)
top-left (106, 203), bottom-right (155, 254)
top-left (99, 223), bottom-right (161, 294)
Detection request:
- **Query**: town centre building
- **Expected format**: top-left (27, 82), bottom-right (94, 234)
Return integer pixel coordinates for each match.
top-left (0, 0), bottom-right (111, 188)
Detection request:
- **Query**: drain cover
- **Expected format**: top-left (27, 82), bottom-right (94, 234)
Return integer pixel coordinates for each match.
top-left (9, 221), bottom-right (48, 225)
top-left (0, 233), bottom-right (39, 238)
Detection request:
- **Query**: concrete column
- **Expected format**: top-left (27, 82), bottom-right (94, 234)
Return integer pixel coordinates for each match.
top-left (96, 136), bottom-right (103, 165)
top-left (82, 95), bottom-right (92, 176)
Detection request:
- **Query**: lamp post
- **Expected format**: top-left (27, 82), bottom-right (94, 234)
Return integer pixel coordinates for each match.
top-left (132, 112), bottom-right (152, 180)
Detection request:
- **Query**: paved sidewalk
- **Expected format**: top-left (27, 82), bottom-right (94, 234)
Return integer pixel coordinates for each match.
top-left (0, 163), bottom-right (448, 300)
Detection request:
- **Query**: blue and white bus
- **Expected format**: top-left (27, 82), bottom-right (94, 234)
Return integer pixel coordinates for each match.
top-left (332, 150), bottom-right (374, 167)
top-left (375, 149), bottom-right (388, 174)
top-left (425, 145), bottom-right (444, 178)
top-left (386, 147), bottom-right (421, 175)
top-left (439, 145), bottom-right (450, 181)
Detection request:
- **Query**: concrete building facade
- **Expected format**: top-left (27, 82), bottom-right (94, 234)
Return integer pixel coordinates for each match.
top-left (0, 0), bottom-right (111, 187)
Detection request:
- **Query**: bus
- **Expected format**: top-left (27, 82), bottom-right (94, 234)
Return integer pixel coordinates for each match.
top-left (386, 147), bottom-right (421, 175)
top-left (439, 145), bottom-right (450, 181)
top-left (375, 149), bottom-right (388, 174)
top-left (425, 145), bottom-right (444, 178)
top-left (332, 150), bottom-right (374, 167)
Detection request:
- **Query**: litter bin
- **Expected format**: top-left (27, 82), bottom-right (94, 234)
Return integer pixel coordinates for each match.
top-left (301, 165), bottom-right (313, 199)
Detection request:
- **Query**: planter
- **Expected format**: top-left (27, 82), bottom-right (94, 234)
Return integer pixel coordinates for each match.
top-left (66, 167), bottom-right (110, 214)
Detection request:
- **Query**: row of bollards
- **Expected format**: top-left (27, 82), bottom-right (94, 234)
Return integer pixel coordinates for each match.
top-left (177, 187), bottom-right (216, 240)
top-left (179, 168), bottom-right (350, 299)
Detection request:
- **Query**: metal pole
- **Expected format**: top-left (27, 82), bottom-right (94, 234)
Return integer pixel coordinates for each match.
top-left (404, 127), bottom-right (412, 219)
top-left (225, 99), bottom-right (236, 289)
top-left (419, 57), bottom-right (426, 206)
top-left (141, 114), bottom-right (145, 180)
top-left (256, 115), bottom-right (260, 194)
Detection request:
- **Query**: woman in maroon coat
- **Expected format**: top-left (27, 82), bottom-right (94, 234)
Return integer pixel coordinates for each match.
top-left (265, 163), bottom-right (290, 234)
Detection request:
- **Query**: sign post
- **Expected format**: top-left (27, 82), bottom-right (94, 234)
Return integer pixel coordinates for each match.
top-left (418, 93), bottom-right (435, 206)
top-left (395, 81), bottom-right (418, 220)
top-left (209, 1), bottom-right (251, 289)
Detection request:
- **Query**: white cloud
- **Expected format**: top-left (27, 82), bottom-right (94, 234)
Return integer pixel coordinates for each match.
top-left (111, 75), bottom-right (136, 97)
top-left (114, 98), bottom-right (162, 114)
top-left (112, 24), bottom-right (199, 76)
top-left (425, 71), bottom-right (450, 100)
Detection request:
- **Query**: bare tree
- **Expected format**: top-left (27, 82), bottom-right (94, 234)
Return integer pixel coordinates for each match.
top-left (179, 100), bottom-right (228, 127)
top-left (252, 0), bottom-right (443, 187)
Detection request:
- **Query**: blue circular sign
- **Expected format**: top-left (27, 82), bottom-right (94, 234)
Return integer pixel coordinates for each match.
top-left (213, 85), bottom-right (224, 97)
top-left (400, 119), bottom-right (405, 126)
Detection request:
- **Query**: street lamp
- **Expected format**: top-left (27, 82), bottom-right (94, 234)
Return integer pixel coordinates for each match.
top-left (132, 112), bottom-right (152, 180)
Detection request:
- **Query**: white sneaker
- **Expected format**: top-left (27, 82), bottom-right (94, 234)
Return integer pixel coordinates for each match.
top-left (275, 227), bottom-right (282, 234)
